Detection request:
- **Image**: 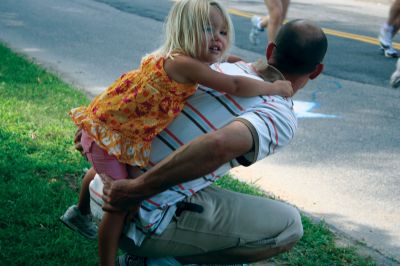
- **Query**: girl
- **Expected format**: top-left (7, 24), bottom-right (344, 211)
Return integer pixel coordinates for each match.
top-left (61, 0), bottom-right (292, 265)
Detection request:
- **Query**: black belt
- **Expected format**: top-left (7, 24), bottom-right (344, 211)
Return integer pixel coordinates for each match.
top-left (175, 202), bottom-right (204, 217)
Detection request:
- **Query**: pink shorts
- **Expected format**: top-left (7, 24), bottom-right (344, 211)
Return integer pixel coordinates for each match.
top-left (81, 130), bottom-right (128, 180)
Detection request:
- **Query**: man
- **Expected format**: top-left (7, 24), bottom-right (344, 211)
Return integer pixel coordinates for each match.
top-left (89, 20), bottom-right (327, 265)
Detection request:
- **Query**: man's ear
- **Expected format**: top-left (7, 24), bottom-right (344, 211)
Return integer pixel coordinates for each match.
top-left (309, 63), bottom-right (324, 80)
top-left (266, 42), bottom-right (276, 61)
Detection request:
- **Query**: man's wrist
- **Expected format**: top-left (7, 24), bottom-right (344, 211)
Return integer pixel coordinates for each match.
top-left (129, 172), bottom-right (163, 201)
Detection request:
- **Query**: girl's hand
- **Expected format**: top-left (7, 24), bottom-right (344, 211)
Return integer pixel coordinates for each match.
top-left (74, 128), bottom-right (84, 155)
top-left (271, 80), bottom-right (293, 97)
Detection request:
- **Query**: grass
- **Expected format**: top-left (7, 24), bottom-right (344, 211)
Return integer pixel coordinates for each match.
top-left (0, 42), bottom-right (377, 265)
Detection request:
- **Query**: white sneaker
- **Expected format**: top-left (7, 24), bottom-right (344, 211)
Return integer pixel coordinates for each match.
top-left (59, 205), bottom-right (98, 239)
top-left (390, 59), bottom-right (400, 88)
top-left (379, 24), bottom-right (398, 58)
top-left (382, 46), bottom-right (399, 58)
top-left (249, 15), bottom-right (264, 45)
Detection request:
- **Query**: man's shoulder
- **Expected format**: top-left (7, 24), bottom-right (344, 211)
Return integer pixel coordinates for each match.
top-left (211, 61), bottom-right (262, 80)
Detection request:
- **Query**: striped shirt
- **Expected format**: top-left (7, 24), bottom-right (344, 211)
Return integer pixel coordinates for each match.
top-left (89, 61), bottom-right (298, 246)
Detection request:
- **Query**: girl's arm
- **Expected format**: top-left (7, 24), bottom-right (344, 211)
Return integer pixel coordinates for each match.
top-left (164, 55), bottom-right (293, 97)
top-left (226, 54), bottom-right (243, 63)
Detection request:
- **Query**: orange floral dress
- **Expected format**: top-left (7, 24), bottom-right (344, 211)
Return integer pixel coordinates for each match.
top-left (70, 54), bottom-right (197, 167)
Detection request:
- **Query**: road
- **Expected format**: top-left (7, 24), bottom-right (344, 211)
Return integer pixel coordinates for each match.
top-left (0, 0), bottom-right (399, 264)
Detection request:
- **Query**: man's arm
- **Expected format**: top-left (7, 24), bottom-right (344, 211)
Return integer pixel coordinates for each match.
top-left (101, 121), bottom-right (253, 212)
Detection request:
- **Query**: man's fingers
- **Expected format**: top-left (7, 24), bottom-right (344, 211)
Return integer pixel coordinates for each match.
top-left (101, 193), bottom-right (110, 204)
top-left (102, 197), bottom-right (141, 213)
top-left (125, 206), bottom-right (141, 222)
top-left (101, 201), bottom-right (139, 213)
top-left (99, 174), bottom-right (142, 212)
top-left (100, 172), bottom-right (113, 184)
top-left (101, 202), bottom-right (121, 213)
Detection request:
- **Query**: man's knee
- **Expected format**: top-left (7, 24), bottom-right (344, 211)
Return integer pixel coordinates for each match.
top-left (288, 204), bottom-right (303, 242)
top-left (276, 203), bottom-right (303, 247)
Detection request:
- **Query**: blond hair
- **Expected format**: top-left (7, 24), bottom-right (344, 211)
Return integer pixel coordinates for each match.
top-left (153, 0), bottom-right (234, 60)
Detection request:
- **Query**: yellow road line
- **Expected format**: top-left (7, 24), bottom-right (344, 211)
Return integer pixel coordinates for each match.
top-left (228, 7), bottom-right (400, 50)
top-left (228, 8), bottom-right (253, 18)
top-left (322, 28), bottom-right (400, 49)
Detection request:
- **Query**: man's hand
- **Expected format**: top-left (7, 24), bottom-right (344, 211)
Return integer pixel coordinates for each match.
top-left (100, 173), bottom-right (141, 213)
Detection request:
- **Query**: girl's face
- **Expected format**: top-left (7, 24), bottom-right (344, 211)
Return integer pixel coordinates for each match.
top-left (198, 5), bottom-right (229, 64)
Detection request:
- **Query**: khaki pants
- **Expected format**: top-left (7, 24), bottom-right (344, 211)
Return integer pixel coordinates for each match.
top-left (119, 185), bottom-right (303, 257)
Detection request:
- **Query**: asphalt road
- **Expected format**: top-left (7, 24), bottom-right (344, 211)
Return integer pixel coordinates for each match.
top-left (0, 0), bottom-right (399, 264)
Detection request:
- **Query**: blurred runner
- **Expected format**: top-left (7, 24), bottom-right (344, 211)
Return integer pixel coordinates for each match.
top-left (378, 0), bottom-right (400, 58)
top-left (390, 58), bottom-right (400, 87)
top-left (249, 0), bottom-right (290, 45)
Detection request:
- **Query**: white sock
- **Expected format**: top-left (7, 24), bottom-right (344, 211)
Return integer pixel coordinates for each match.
top-left (382, 22), bottom-right (394, 35)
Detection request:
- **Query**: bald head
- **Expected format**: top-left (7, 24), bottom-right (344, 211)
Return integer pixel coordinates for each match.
top-left (269, 19), bottom-right (328, 75)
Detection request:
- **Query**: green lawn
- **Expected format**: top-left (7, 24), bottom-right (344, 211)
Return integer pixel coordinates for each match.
top-left (0, 43), bottom-right (377, 265)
